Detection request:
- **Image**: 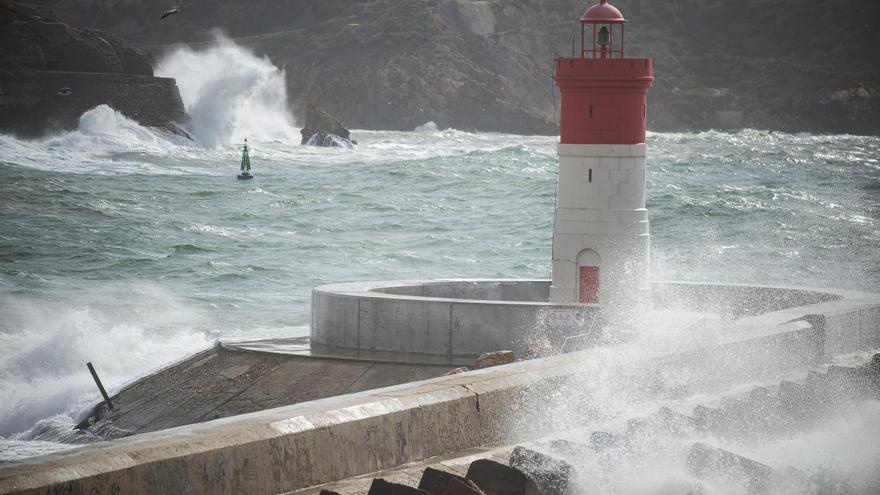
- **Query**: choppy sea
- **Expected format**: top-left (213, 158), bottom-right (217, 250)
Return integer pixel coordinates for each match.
top-left (0, 37), bottom-right (878, 465)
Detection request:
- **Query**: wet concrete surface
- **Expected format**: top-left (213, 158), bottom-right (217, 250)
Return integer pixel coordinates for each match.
top-left (80, 344), bottom-right (452, 438)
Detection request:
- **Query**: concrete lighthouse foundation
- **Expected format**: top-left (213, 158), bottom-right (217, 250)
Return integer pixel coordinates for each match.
top-left (549, 143), bottom-right (650, 322)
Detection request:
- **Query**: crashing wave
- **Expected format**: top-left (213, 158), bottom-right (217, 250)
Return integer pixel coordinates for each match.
top-left (155, 33), bottom-right (299, 148)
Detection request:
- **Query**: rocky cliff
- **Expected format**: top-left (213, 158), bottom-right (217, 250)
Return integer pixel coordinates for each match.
top-left (0, 0), bottom-right (186, 137)
top-left (32, 0), bottom-right (880, 135)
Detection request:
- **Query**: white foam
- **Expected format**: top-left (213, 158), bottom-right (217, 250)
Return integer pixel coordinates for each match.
top-left (0, 284), bottom-right (212, 438)
top-left (155, 33), bottom-right (299, 148)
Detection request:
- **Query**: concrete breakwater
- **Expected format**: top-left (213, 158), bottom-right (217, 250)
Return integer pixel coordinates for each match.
top-left (1, 283), bottom-right (878, 494)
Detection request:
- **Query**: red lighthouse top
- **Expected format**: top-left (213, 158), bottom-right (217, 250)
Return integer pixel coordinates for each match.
top-left (554, 0), bottom-right (653, 145)
top-left (580, 0), bottom-right (625, 23)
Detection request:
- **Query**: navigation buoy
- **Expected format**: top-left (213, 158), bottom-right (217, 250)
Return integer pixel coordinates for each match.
top-left (237, 138), bottom-right (253, 180)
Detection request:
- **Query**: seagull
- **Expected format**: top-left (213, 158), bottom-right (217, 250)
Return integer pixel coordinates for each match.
top-left (160, 6), bottom-right (181, 19)
top-left (57, 87), bottom-right (72, 96)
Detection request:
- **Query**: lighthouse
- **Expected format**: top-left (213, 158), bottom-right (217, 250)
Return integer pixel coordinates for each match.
top-left (550, 0), bottom-right (653, 324)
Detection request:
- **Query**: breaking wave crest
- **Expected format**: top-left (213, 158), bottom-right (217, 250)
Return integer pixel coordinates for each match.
top-left (155, 33), bottom-right (299, 148)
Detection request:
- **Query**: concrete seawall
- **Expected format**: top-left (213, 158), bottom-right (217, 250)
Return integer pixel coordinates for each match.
top-left (3, 283), bottom-right (878, 494)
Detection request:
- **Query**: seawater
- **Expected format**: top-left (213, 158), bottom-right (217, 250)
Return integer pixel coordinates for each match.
top-left (0, 38), bottom-right (878, 462)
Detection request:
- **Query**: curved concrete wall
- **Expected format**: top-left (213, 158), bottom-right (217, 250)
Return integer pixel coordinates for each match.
top-left (310, 279), bottom-right (849, 361)
top-left (310, 280), bottom-right (593, 363)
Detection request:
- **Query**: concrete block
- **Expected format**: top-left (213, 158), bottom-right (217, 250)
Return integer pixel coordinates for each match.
top-left (369, 478), bottom-right (430, 495)
top-left (509, 446), bottom-right (574, 495)
top-left (686, 442), bottom-right (773, 494)
top-left (442, 477), bottom-right (486, 495)
top-left (465, 459), bottom-right (536, 495)
top-left (419, 467), bottom-right (468, 494)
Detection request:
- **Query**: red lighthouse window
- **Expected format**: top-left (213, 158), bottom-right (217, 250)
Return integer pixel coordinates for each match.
top-left (579, 266), bottom-right (599, 304)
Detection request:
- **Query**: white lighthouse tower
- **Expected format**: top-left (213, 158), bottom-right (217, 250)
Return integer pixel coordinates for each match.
top-left (550, 0), bottom-right (654, 325)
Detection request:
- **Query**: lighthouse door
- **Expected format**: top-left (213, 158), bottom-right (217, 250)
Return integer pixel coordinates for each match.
top-left (579, 266), bottom-right (599, 304)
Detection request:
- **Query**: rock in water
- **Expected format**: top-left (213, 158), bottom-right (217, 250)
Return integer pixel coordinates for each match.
top-left (300, 103), bottom-right (355, 147)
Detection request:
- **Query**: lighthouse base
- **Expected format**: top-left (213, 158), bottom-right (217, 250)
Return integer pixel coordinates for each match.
top-left (549, 143), bottom-right (651, 326)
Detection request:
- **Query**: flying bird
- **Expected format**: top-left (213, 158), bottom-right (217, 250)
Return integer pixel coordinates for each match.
top-left (57, 87), bottom-right (72, 96)
top-left (160, 6), bottom-right (181, 19)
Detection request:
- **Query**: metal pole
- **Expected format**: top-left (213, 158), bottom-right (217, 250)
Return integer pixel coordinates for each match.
top-left (86, 362), bottom-right (114, 410)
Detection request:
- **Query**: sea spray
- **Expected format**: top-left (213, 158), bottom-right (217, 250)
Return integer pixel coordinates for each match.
top-left (0, 285), bottom-right (212, 438)
top-left (155, 34), bottom-right (299, 148)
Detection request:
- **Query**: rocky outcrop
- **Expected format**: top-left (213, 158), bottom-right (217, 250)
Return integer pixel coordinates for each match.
top-left (0, 0), bottom-right (186, 137)
top-left (300, 103), bottom-right (354, 147)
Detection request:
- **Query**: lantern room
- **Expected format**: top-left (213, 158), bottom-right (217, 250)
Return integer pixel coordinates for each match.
top-left (580, 0), bottom-right (626, 59)
top-left (554, 0), bottom-right (653, 145)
